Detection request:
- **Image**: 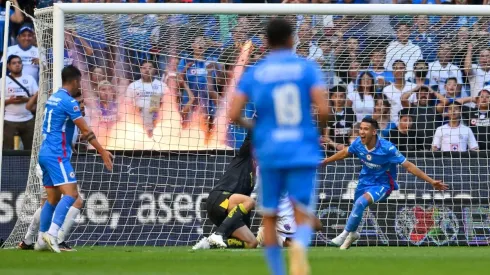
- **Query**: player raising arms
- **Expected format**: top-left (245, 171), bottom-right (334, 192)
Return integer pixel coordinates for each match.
top-left (322, 117), bottom-right (448, 250)
top-left (35, 65), bottom-right (113, 253)
top-left (229, 18), bottom-right (329, 275)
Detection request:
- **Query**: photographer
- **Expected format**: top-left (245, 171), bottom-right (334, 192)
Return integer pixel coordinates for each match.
top-left (1, 55), bottom-right (38, 150)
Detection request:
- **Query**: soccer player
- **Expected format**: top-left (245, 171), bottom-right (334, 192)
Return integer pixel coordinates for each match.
top-left (322, 117), bottom-right (448, 250)
top-left (228, 18), bottom-right (329, 275)
top-left (35, 65), bottom-right (113, 253)
top-left (193, 131), bottom-right (258, 250)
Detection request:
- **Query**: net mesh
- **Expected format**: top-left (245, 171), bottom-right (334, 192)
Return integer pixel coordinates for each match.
top-left (4, 6), bottom-right (490, 247)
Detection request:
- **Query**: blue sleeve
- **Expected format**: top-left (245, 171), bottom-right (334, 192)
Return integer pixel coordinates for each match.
top-left (177, 58), bottom-right (186, 73)
top-left (386, 143), bottom-right (406, 165)
top-left (237, 67), bottom-right (254, 98)
top-left (348, 140), bottom-right (358, 155)
top-left (307, 62), bottom-right (326, 88)
top-left (62, 98), bottom-right (83, 122)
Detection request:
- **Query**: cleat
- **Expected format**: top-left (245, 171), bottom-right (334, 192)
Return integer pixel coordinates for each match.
top-left (330, 233), bottom-right (347, 247)
top-left (207, 233), bottom-right (227, 249)
top-left (340, 232), bottom-right (360, 250)
top-left (18, 241), bottom-right (34, 250)
top-left (42, 233), bottom-right (60, 253)
top-left (289, 241), bottom-right (310, 275)
top-left (58, 241), bottom-right (77, 252)
top-left (192, 237), bottom-right (211, 250)
top-left (34, 241), bottom-right (48, 251)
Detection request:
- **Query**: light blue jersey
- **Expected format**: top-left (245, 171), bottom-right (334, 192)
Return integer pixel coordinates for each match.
top-left (348, 136), bottom-right (407, 194)
top-left (237, 50), bottom-right (325, 169)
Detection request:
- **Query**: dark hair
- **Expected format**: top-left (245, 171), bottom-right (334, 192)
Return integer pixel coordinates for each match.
top-left (398, 108), bottom-right (413, 120)
top-left (478, 89), bottom-right (490, 97)
top-left (7, 55), bottom-right (21, 64)
top-left (266, 18), bottom-right (293, 48)
top-left (356, 71), bottom-right (376, 101)
top-left (396, 22), bottom-right (411, 30)
top-left (330, 85), bottom-right (346, 94)
top-left (414, 59), bottom-right (428, 79)
top-left (141, 60), bottom-right (156, 68)
top-left (445, 77), bottom-right (458, 84)
top-left (448, 101), bottom-right (463, 108)
top-left (375, 94), bottom-right (391, 110)
top-left (61, 65), bottom-right (82, 84)
top-left (361, 117), bottom-right (379, 130)
top-left (392, 59), bottom-right (406, 69)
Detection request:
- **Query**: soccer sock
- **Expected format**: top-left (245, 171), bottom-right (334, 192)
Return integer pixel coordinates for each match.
top-left (225, 238), bottom-right (245, 249)
top-left (58, 206), bottom-right (80, 243)
top-left (39, 201), bottom-right (56, 233)
top-left (48, 195), bottom-right (76, 237)
top-left (24, 207), bottom-right (42, 245)
top-left (293, 224), bottom-right (313, 249)
top-left (264, 245), bottom-right (286, 275)
top-left (216, 203), bottom-right (247, 237)
top-left (345, 196), bottom-right (369, 232)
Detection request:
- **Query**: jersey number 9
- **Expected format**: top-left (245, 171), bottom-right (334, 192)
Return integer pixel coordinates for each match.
top-left (272, 83), bottom-right (302, 126)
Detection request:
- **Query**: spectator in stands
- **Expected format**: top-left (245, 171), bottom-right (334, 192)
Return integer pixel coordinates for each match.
top-left (0, 0), bottom-right (23, 56)
top-left (368, 49), bottom-right (394, 94)
top-left (337, 37), bottom-right (364, 77)
top-left (464, 43), bottom-right (490, 98)
top-left (384, 22), bottom-right (423, 79)
top-left (433, 15), bottom-right (459, 41)
top-left (346, 60), bottom-right (361, 94)
top-left (432, 102), bottom-right (479, 152)
top-left (409, 59), bottom-right (430, 85)
top-left (1, 55), bottom-right (38, 150)
top-left (435, 77), bottom-right (464, 113)
top-left (383, 60), bottom-right (417, 124)
top-left (365, 0), bottom-right (395, 38)
top-left (318, 38), bottom-right (336, 88)
top-left (458, 88), bottom-right (490, 150)
top-left (294, 22), bottom-right (323, 61)
top-left (347, 71), bottom-right (376, 123)
top-left (452, 26), bottom-right (471, 69)
top-left (428, 42), bottom-right (464, 95)
top-left (372, 95), bottom-right (396, 137)
top-left (4, 25), bottom-right (39, 84)
top-left (324, 85), bottom-right (356, 153)
top-left (410, 15), bottom-right (438, 63)
top-left (387, 109), bottom-right (420, 152)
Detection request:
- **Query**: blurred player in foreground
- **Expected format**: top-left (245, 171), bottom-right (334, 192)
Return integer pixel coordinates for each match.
top-left (36, 65), bottom-right (113, 253)
top-left (193, 131), bottom-right (258, 250)
top-left (229, 18), bottom-right (329, 275)
top-left (321, 117), bottom-right (448, 249)
top-left (18, 94), bottom-right (86, 252)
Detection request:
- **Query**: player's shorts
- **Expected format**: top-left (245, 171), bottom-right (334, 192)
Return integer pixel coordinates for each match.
top-left (206, 190), bottom-right (233, 227)
top-left (354, 185), bottom-right (393, 203)
top-left (258, 167), bottom-right (317, 216)
top-left (38, 156), bottom-right (77, 187)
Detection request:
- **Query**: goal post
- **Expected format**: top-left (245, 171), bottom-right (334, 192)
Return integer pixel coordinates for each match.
top-left (3, 3), bottom-right (490, 248)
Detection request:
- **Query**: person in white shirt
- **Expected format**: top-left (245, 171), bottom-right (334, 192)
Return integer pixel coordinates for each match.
top-left (4, 25), bottom-right (39, 84)
top-left (125, 61), bottom-right (167, 138)
top-left (1, 55), bottom-right (38, 150)
top-left (464, 43), bottom-right (490, 98)
top-left (382, 60), bottom-right (417, 124)
top-left (428, 42), bottom-right (464, 95)
top-left (347, 71), bottom-right (376, 123)
top-left (384, 23), bottom-right (423, 80)
top-left (432, 102), bottom-right (479, 152)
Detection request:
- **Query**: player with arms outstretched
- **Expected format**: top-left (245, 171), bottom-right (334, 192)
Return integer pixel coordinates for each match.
top-left (229, 18), bottom-right (329, 275)
top-left (322, 117), bottom-right (448, 249)
top-left (35, 65), bottom-right (113, 253)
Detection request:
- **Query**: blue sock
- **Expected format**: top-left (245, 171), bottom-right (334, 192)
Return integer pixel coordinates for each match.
top-left (345, 196), bottom-right (369, 232)
top-left (52, 196), bottom-right (76, 227)
top-left (39, 202), bottom-right (56, 232)
top-left (264, 245), bottom-right (285, 275)
top-left (293, 224), bottom-right (313, 248)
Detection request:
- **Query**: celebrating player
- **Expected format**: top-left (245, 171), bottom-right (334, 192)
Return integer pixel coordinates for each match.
top-left (193, 131), bottom-right (258, 250)
top-left (229, 18), bottom-right (329, 275)
top-left (35, 65), bottom-right (113, 253)
top-left (322, 117), bottom-right (448, 250)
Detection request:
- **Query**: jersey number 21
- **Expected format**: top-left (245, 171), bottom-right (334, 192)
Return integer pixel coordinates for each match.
top-left (272, 83), bottom-right (302, 126)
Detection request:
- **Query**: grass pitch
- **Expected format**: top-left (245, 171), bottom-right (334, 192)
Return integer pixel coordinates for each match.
top-left (1, 246), bottom-right (489, 275)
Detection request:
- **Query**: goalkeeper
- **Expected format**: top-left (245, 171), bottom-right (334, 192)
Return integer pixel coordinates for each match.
top-left (193, 131), bottom-right (258, 250)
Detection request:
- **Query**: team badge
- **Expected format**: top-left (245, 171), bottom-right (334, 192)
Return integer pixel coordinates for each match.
top-left (69, 172), bottom-right (75, 178)
top-left (190, 69), bottom-right (197, 75)
top-left (366, 154), bottom-right (372, 161)
top-left (152, 84), bottom-right (159, 90)
top-left (471, 119), bottom-right (477, 125)
top-left (73, 106), bottom-right (79, 112)
top-left (22, 79), bottom-right (28, 84)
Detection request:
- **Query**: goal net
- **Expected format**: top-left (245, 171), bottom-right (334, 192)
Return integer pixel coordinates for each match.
top-left (4, 3), bottom-right (490, 247)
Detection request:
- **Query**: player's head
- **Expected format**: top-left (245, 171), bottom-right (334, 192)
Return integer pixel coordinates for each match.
top-left (445, 77), bottom-right (458, 95)
top-left (7, 55), bottom-right (22, 75)
top-left (140, 61), bottom-right (156, 82)
top-left (61, 65), bottom-right (82, 96)
top-left (447, 101), bottom-right (462, 121)
top-left (266, 18), bottom-right (294, 50)
top-left (359, 117), bottom-right (379, 145)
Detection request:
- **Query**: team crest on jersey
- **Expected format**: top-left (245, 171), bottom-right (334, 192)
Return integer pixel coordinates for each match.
top-left (69, 172), bottom-right (75, 178)
top-left (73, 106), bottom-right (79, 112)
top-left (366, 154), bottom-right (372, 161)
top-left (471, 119), bottom-right (477, 125)
top-left (22, 79), bottom-right (28, 84)
top-left (31, 50), bottom-right (36, 56)
top-left (190, 69), bottom-right (197, 75)
top-left (152, 84), bottom-right (159, 90)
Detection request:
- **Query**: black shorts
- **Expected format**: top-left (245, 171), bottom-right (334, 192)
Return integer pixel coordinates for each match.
top-left (206, 190), bottom-right (232, 227)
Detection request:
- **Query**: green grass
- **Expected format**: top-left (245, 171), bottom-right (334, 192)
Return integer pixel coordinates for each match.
top-left (1, 247), bottom-right (490, 275)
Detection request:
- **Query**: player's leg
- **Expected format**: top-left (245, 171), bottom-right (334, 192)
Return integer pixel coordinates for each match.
top-left (286, 167), bottom-right (317, 275)
top-left (58, 195), bottom-right (83, 251)
top-left (259, 168), bottom-right (286, 275)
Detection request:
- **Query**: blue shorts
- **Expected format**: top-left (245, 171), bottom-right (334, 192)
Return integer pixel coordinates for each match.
top-left (258, 167), bottom-right (317, 215)
top-left (38, 156), bottom-right (77, 187)
top-left (354, 185), bottom-right (392, 203)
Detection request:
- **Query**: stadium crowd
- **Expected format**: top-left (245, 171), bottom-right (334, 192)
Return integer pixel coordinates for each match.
top-left (1, 0), bottom-right (490, 154)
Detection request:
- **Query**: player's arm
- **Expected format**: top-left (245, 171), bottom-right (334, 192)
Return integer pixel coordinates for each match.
top-left (312, 215), bottom-right (323, 232)
top-left (401, 161), bottom-right (448, 191)
top-left (229, 68), bottom-right (254, 129)
top-left (320, 146), bottom-right (350, 165)
top-left (73, 118), bottom-right (113, 171)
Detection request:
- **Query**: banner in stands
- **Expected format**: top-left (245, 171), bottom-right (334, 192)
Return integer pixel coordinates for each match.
top-left (2, 154), bottom-right (490, 246)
